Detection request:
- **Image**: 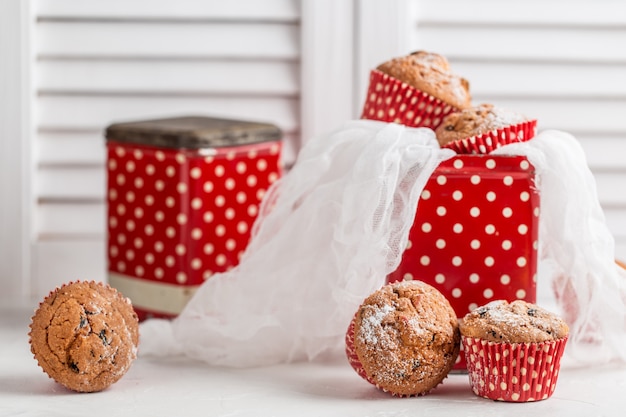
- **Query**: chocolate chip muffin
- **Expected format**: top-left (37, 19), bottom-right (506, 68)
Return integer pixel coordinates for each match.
top-left (434, 103), bottom-right (530, 147)
top-left (376, 51), bottom-right (472, 110)
top-left (29, 281), bottom-right (139, 392)
top-left (460, 300), bottom-right (569, 343)
top-left (346, 280), bottom-right (460, 397)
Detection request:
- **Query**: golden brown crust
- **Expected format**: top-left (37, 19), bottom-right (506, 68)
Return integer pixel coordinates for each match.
top-left (376, 51), bottom-right (471, 110)
top-left (459, 300), bottom-right (569, 343)
top-left (434, 103), bottom-right (530, 147)
top-left (29, 281), bottom-right (139, 392)
top-left (353, 281), bottom-right (460, 396)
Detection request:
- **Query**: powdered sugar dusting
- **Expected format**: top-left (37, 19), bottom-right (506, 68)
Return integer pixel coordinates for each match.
top-left (485, 107), bottom-right (528, 129)
top-left (358, 304), bottom-right (395, 345)
top-left (350, 281), bottom-right (461, 396)
top-left (461, 300), bottom-right (569, 343)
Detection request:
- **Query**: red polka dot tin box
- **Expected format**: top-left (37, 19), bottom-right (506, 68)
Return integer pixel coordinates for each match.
top-left (105, 116), bottom-right (282, 321)
top-left (387, 154), bottom-right (539, 370)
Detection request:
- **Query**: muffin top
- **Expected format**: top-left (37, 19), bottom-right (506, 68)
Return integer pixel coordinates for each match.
top-left (434, 103), bottom-right (530, 147)
top-left (460, 300), bottom-right (569, 343)
top-left (29, 281), bottom-right (139, 392)
top-left (376, 51), bottom-right (471, 110)
top-left (351, 280), bottom-right (460, 396)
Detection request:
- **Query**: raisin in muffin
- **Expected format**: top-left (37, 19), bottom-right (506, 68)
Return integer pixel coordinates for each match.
top-left (345, 280), bottom-right (460, 397)
top-left (29, 281), bottom-right (139, 392)
top-left (376, 51), bottom-right (472, 110)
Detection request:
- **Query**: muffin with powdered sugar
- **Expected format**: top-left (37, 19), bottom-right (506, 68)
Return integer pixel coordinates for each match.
top-left (435, 103), bottom-right (537, 154)
top-left (460, 300), bottom-right (568, 402)
top-left (345, 280), bottom-right (460, 397)
top-left (361, 51), bottom-right (471, 129)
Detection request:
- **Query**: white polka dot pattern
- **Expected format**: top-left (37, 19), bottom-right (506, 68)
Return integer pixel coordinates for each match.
top-left (360, 70), bottom-right (457, 130)
top-left (462, 336), bottom-right (568, 402)
top-left (388, 155), bottom-right (539, 369)
top-left (107, 140), bottom-right (282, 320)
top-left (442, 119), bottom-right (538, 155)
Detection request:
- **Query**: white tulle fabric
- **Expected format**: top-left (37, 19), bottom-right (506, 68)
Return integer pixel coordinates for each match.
top-left (140, 121), bottom-right (454, 366)
top-left (493, 130), bottom-right (626, 366)
top-left (140, 122), bottom-right (626, 368)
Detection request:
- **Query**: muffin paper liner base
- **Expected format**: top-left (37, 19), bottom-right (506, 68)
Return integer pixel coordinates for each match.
top-left (361, 70), bottom-right (459, 130)
top-left (462, 336), bottom-right (568, 402)
top-left (442, 119), bottom-right (538, 155)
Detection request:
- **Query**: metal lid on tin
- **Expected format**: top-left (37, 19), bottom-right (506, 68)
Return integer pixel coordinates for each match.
top-left (105, 116), bottom-right (282, 149)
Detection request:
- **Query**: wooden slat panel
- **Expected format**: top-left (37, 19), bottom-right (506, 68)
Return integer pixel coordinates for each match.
top-left (36, 95), bottom-right (299, 132)
top-left (37, 203), bottom-right (104, 237)
top-left (36, 21), bottom-right (300, 59)
top-left (577, 135), bottom-right (626, 171)
top-left (452, 61), bottom-right (626, 98)
top-left (33, 239), bottom-right (106, 299)
top-left (36, 167), bottom-right (105, 200)
top-left (470, 97), bottom-right (626, 133)
top-left (417, 0), bottom-right (626, 26)
top-left (36, 132), bottom-right (106, 166)
top-left (604, 208), bottom-right (626, 239)
top-left (37, 60), bottom-right (299, 95)
top-left (35, 0), bottom-right (300, 21)
top-left (414, 26), bottom-right (626, 62)
top-left (594, 172), bottom-right (626, 206)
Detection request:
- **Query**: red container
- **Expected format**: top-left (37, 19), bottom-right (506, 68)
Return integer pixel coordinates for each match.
top-left (387, 154), bottom-right (539, 370)
top-left (105, 116), bottom-right (282, 321)
top-left (361, 70), bottom-right (458, 130)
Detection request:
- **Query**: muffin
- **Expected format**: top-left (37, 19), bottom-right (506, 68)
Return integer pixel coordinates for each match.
top-left (345, 280), bottom-right (460, 397)
top-left (460, 300), bottom-right (569, 402)
top-left (376, 51), bottom-right (471, 110)
top-left (29, 281), bottom-right (139, 392)
top-left (361, 51), bottom-right (471, 129)
top-left (435, 103), bottom-right (537, 154)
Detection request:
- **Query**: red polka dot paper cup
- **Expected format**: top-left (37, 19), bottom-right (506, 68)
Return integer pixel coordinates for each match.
top-left (442, 119), bottom-right (538, 155)
top-left (462, 336), bottom-right (568, 402)
top-left (361, 70), bottom-right (458, 130)
top-left (345, 317), bottom-right (378, 388)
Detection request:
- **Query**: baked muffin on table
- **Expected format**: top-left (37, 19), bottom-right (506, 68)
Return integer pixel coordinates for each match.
top-left (345, 280), bottom-right (460, 397)
top-left (362, 51), bottom-right (471, 129)
top-left (29, 281), bottom-right (139, 393)
top-left (460, 300), bottom-right (569, 402)
top-left (435, 103), bottom-right (537, 154)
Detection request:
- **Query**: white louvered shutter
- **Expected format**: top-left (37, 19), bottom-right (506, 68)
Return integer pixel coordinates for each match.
top-left (410, 0), bottom-right (626, 260)
top-left (4, 0), bottom-right (624, 300)
top-left (27, 0), bottom-right (321, 298)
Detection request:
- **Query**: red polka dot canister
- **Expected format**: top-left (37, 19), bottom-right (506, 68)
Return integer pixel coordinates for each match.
top-left (387, 155), bottom-right (539, 371)
top-left (105, 116), bottom-right (282, 321)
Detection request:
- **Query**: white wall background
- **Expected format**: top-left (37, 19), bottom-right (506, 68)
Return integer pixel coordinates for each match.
top-left (1, 0), bottom-right (625, 301)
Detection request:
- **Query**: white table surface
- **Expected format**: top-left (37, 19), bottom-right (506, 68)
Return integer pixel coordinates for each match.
top-left (1, 302), bottom-right (624, 417)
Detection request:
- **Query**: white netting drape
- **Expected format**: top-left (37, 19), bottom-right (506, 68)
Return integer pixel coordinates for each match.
top-left (140, 122), bottom-right (626, 368)
top-left (494, 130), bottom-right (626, 366)
top-left (140, 121), bottom-right (454, 366)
